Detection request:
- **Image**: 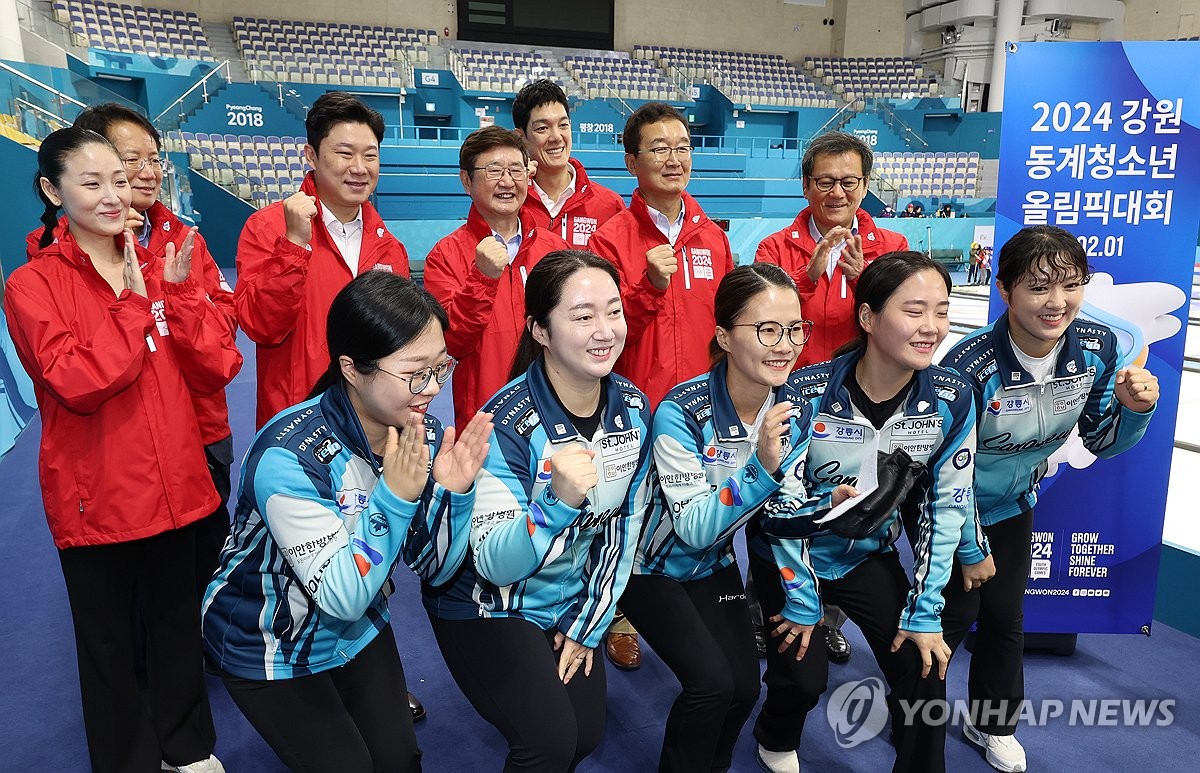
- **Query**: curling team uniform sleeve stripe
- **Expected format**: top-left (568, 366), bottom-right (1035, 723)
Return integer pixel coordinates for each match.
top-left (900, 399), bottom-right (977, 633)
top-left (1079, 345), bottom-right (1155, 458)
top-left (471, 438), bottom-right (584, 588)
top-left (767, 537), bottom-right (822, 626)
top-left (258, 446), bottom-right (419, 623)
top-left (404, 482), bottom-right (475, 587)
top-left (562, 406), bottom-right (653, 648)
top-left (652, 400), bottom-right (784, 550)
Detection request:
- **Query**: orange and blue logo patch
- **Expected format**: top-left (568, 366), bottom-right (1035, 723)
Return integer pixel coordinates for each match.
top-left (352, 538), bottom-right (383, 576)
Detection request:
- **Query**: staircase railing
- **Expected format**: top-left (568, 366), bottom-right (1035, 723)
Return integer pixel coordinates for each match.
top-left (153, 60), bottom-right (232, 135)
top-left (868, 98), bottom-right (928, 149)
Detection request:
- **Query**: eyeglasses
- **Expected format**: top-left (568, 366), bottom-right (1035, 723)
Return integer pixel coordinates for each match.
top-left (376, 357), bottom-right (458, 393)
top-left (808, 176), bottom-right (865, 193)
top-left (473, 163), bottom-right (528, 181)
top-left (732, 321), bottom-right (814, 347)
top-left (637, 145), bottom-right (693, 161)
top-left (122, 157), bottom-right (164, 173)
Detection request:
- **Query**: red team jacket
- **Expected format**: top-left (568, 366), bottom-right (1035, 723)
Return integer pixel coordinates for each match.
top-left (4, 233), bottom-right (235, 548)
top-left (423, 207), bottom-right (570, 422)
top-left (755, 208), bottom-right (908, 368)
top-left (519, 158), bottom-right (626, 248)
top-left (235, 173), bottom-right (410, 428)
top-left (588, 190), bottom-right (735, 407)
top-left (27, 202), bottom-right (239, 444)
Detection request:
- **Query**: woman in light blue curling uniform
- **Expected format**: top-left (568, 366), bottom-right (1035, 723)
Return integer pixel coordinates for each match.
top-left (616, 263), bottom-right (820, 773)
top-left (940, 225), bottom-right (1159, 773)
top-left (761, 251), bottom-right (988, 773)
top-left (202, 271), bottom-right (493, 772)
top-left (423, 250), bottom-right (652, 772)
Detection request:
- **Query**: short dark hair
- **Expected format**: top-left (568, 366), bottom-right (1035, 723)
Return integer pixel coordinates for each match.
top-left (837, 250), bottom-right (951, 355)
top-left (801, 131), bottom-right (873, 180)
top-left (459, 125), bottom-right (528, 177)
top-left (513, 79), bottom-right (569, 134)
top-left (995, 225), bottom-right (1092, 292)
top-left (74, 103), bottom-right (161, 150)
top-left (510, 251), bottom-right (621, 380)
top-left (305, 91), bottom-right (384, 151)
top-left (622, 102), bottom-right (689, 156)
top-left (310, 271), bottom-right (449, 397)
top-left (711, 264), bottom-right (799, 362)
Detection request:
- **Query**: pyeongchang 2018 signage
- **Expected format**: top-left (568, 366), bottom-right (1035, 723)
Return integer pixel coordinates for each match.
top-left (993, 42), bottom-right (1197, 633)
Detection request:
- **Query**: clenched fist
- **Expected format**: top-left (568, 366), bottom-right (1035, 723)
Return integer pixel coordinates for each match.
top-left (283, 191), bottom-right (319, 247)
top-left (475, 236), bottom-right (509, 280)
top-left (550, 443), bottom-right (598, 509)
top-left (645, 244), bottom-right (678, 290)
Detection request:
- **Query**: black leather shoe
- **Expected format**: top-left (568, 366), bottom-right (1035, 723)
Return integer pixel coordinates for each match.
top-left (824, 626), bottom-right (852, 664)
top-left (408, 691), bottom-right (426, 722)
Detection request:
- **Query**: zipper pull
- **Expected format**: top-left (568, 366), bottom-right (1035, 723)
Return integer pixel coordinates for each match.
top-left (79, 499), bottom-right (84, 512)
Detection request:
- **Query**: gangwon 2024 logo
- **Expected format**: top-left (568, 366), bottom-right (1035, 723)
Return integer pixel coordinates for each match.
top-left (826, 677), bottom-right (890, 748)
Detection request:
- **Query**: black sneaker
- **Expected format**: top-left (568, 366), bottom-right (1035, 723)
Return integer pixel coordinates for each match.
top-left (824, 626), bottom-right (851, 664)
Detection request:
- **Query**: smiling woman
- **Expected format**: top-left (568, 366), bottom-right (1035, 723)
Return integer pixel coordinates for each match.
top-left (752, 251), bottom-right (985, 773)
top-left (202, 271), bottom-right (492, 773)
top-left (5, 126), bottom-right (239, 773)
top-left (424, 250), bottom-right (652, 772)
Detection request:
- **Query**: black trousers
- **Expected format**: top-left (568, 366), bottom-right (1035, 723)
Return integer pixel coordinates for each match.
top-left (620, 564), bottom-right (761, 773)
top-left (748, 549), bottom-right (829, 753)
top-left (755, 550), bottom-right (976, 773)
top-left (430, 614), bottom-right (607, 773)
top-left (943, 509), bottom-right (1033, 735)
top-left (194, 435), bottom-right (234, 598)
top-left (220, 623), bottom-right (421, 773)
top-left (58, 522), bottom-right (216, 773)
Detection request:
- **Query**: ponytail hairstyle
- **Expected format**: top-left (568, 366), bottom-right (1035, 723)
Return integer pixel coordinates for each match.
top-left (833, 250), bottom-right (952, 357)
top-left (308, 271), bottom-right (449, 398)
top-left (33, 127), bottom-right (116, 249)
top-left (509, 250), bottom-right (621, 381)
top-left (710, 263), bottom-right (798, 363)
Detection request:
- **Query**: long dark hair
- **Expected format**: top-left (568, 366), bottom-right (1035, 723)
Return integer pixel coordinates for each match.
top-left (309, 271), bottom-right (449, 397)
top-left (834, 251), bottom-right (952, 357)
top-left (509, 250), bottom-right (621, 381)
top-left (33, 127), bottom-right (116, 249)
top-left (710, 263), bottom-right (798, 362)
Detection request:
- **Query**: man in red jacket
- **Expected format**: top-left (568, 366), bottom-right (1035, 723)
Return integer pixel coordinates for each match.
top-left (424, 126), bottom-right (569, 423)
top-left (753, 131), bottom-right (908, 683)
top-left (755, 131), bottom-right (908, 369)
top-left (588, 102), bottom-right (734, 673)
top-left (513, 79), bottom-right (625, 247)
top-left (589, 102), bottom-right (734, 409)
top-left (235, 92), bottom-right (410, 430)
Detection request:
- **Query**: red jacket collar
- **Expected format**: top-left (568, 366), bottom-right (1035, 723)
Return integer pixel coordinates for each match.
top-left (300, 171), bottom-right (391, 250)
top-left (39, 228), bottom-right (154, 269)
top-left (793, 207), bottom-right (882, 242)
top-left (465, 205), bottom-right (533, 243)
top-left (630, 189), bottom-right (707, 237)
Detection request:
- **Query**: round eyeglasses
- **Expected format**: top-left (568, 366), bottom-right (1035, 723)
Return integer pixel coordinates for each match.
top-left (731, 321), bottom-right (814, 347)
top-left (375, 357), bottom-right (458, 393)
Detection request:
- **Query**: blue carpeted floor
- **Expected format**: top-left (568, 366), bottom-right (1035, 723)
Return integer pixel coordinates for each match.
top-left (3, 323), bottom-right (1199, 771)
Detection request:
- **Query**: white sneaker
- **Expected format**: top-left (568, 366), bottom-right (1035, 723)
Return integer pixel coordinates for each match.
top-left (162, 755), bottom-right (226, 773)
top-left (757, 744), bottom-right (801, 773)
top-left (963, 719), bottom-right (1027, 772)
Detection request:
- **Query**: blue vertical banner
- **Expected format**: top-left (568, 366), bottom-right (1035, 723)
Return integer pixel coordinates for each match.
top-left (994, 42), bottom-right (1197, 633)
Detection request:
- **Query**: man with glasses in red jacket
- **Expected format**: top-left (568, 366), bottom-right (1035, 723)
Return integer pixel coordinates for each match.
top-left (754, 130), bottom-right (908, 669)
